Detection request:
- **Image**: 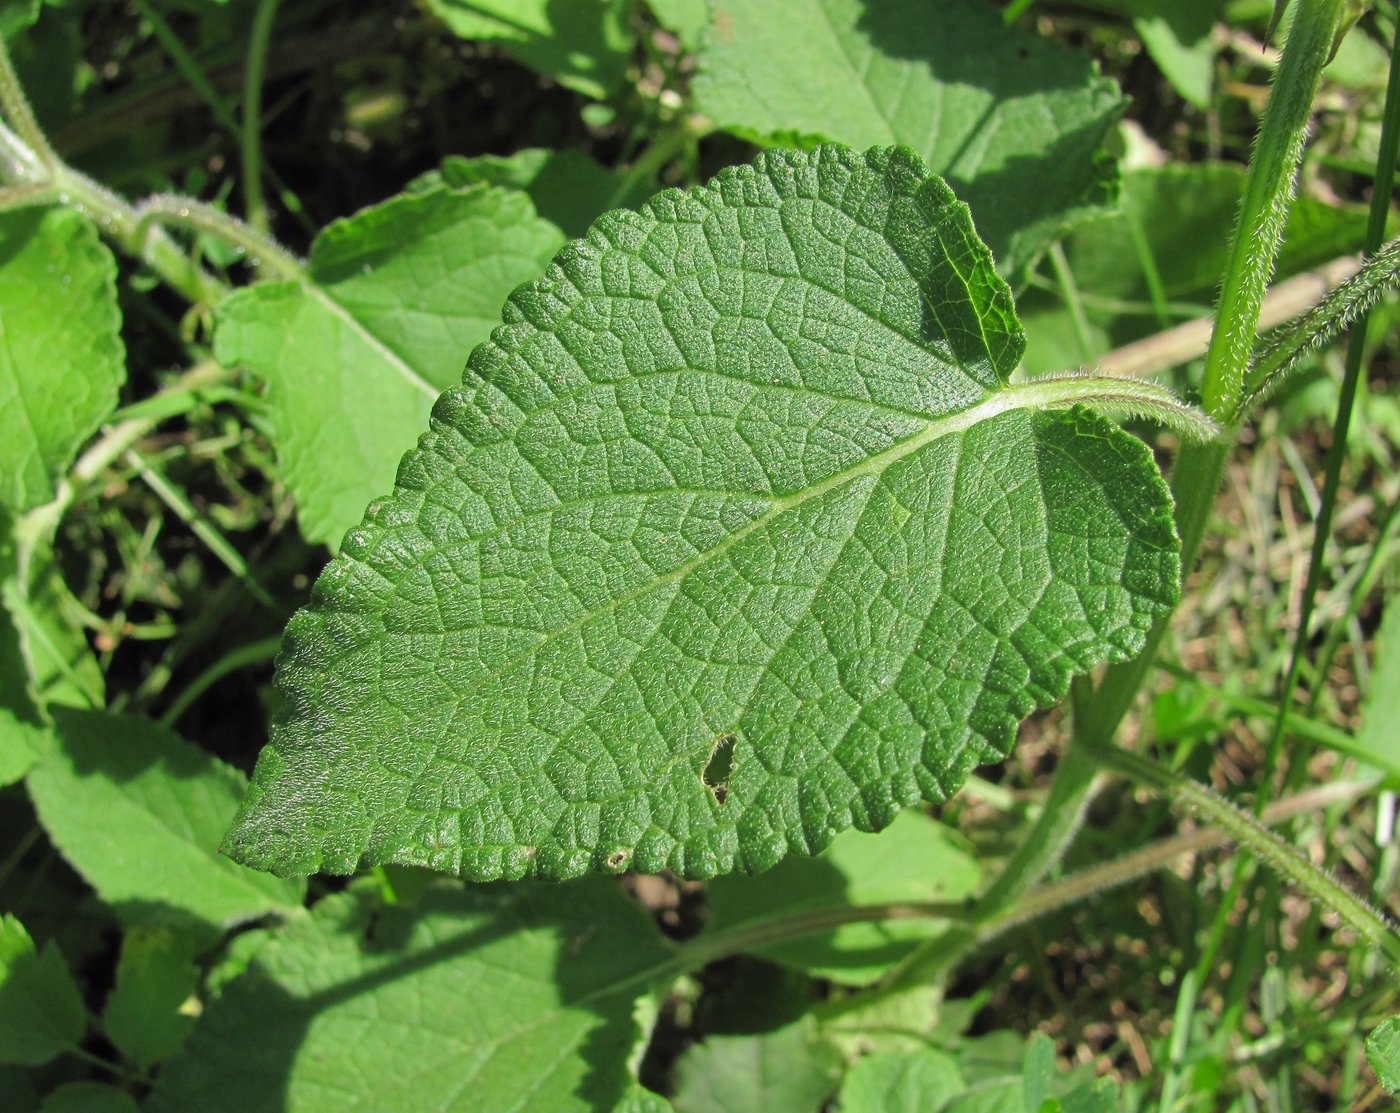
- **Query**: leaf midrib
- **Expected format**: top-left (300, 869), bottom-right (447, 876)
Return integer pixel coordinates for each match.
top-left (420, 384), bottom-right (1049, 720)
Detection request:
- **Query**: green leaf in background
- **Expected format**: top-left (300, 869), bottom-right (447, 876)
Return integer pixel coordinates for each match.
top-left (706, 810), bottom-right (980, 984)
top-left (101, 926), bottom-right (199, 1070)
top-left (0, 914), bottom-right (85, 1066)
top-left (36, 1083), bottom-right (140, 1113)
top-left (1018, 161), bottom-right (1370, 375)
top-left (1124, 0), bottom-right (1217, 108)
top-left (1367, 1016), bottom-right (1400, 1094)
top-left (25, 708), bottom-right (304, 931)
top-left (424, 0), bottom-right (634, 100)
top-left (214, 185), bottom-right (565, 547)
top-left (645, 0), bottom-right (709, 50)
top-left (837, 1047), bottom-right (965, 1113)
top-left (0, 0), bottom-right (38, 40)
top-left (225, 145), bottom-right (1179, 883)
top-left (147, 881), bottom-right (673, 1113)
top-left (414, 148), bottom-right (648, 238)
top-left (691, 0), bottom-right (1125, 277)
top-left (0, 531), bottom-right (43, 786)
top-left (670, 1018), bottom-right (843, 1113)
top-left (1355, 600), bottom-right (1400, 781)
top-left (2, 539), bottom-right (104, 713)
top-left (0, 206), bottom-right (124, 513)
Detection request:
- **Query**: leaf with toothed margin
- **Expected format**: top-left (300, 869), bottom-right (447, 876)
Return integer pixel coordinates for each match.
top-left (223, 144), bottom-right (1180, 883)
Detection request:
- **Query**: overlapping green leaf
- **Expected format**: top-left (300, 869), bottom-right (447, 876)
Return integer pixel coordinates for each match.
top-left (1367, 1016), bottom-right (1400, 1094)
top-left (102, 927), bottom-right (199, 1070)
top-left (838, 1048), bottom-right (965, 1113)
top-left (225, 145), bottom-right (1179, 884)
top-left (412, 148), bottom-right (646, 238)
top-left (25, 709), bottom-right (303, 931)
top-left (692, 0), bottom-right (1125, 276)
top-left (214, 185), bottom-right (565, 547)
top-left (147, 881), bottom-right (673, 1113)
top-left (0, 206), bottom-right (124, 513)
top-left (671, 1018), bottom-right (842, 1113)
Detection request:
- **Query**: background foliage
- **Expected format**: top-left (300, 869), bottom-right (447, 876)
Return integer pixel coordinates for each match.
top-left (0, 0), bottom-right (1398, 1109)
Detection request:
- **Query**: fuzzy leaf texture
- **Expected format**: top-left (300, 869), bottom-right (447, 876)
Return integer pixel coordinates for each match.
top-left (225, 145), bottom-right (1180, 882)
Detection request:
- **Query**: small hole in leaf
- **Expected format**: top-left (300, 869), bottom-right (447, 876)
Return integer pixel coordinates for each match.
top-left (701, 733), bottom-right (737, 805)
top-left (605, 849), bottom-right (631, 871)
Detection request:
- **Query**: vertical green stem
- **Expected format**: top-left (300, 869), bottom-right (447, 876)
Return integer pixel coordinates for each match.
top-left (1266, 14), bottom-right (1400, 796)
top-left (1200, 0), bottom-right (1344, 422)
top-left (0, 33), bottom-right (55, 169)
top-left (972, 0), bottom-right (1344, 933)
top-left (242, 0), bottom-right (282, 235)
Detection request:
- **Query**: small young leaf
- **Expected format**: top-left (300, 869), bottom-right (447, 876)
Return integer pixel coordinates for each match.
top-left (1367, 1016), bottom-right (1400, 1094)
top-left (26, 708), bottom-right (304, 931)
top-left (146, 881), bottom-right (673, 1113)
top-left (215, 186), bottom-right (566, 547)
top-left (691, 0), bottom-right (1125, 277)
top-left (0, 914), bottom-right (86, 1066)
top-left (226, 145), bottom-right (1180, 883)
top-left (0, 207), bottom-right (124, 514)
top-left (706, 810), bottom-right (980, 984)
top-left (102, 926), bottom-right (199, 1070)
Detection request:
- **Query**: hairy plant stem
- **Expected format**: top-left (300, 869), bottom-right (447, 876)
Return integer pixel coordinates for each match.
top-left (0, 34), bottom-right (299, 304)
top-left (664, 777), bottom-right (1374, 986)
top-left (950, 0), bottom-right (1347, 992)
top-left (1200, 0), bottom-right (1343, 422)
top-left (1266, 12), bottom-right (1400, 800)
top-left (0, 34), bottom-right (55, 170)
top-left (14, 363), bottom-right (233, 581)
top-left (1086, 743), bottom-right (1400, 968)
top-left (133, 194), bottom-right (304, 279)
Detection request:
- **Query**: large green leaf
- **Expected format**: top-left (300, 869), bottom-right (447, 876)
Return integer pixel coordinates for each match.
top-left (26, 709), bottom-right (303, 931)
top-left (691, 0), bottom-right (1125, 277)
top-left (215, 185), bottom-right (566, 547)
top-left (0, 206), bottom-right (124, 513)
top-left (146, 881), bottom-right (673, 1113)
top-left (225, 145), bottom-right (1179, 883)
